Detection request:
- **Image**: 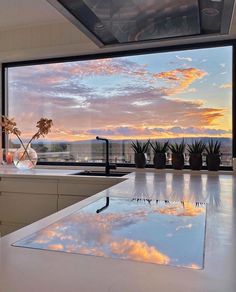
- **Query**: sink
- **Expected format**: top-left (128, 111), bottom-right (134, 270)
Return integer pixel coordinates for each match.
top-left (70, 171), bottom-right (130, 177)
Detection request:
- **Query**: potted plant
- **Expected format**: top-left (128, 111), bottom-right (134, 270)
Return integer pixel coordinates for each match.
top-left (131, 140), bottom-right (150, 168)
top-left (205, 140), bottom-right (221, 171)
top-left (150, 141), bottom-right (169, 169)
top-left (187, 140), bottom-right (205, 170)
top-left (169, 140), bottom-right (186, 170)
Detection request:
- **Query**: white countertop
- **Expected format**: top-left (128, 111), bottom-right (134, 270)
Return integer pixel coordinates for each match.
top-left (0, 170), bottom-right (236, 292)
top-left (0, 166), bottom-right (79, 177)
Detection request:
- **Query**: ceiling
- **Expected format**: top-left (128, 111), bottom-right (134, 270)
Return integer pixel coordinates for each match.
top-left (0, 0), bottom-right (236, 50)
top-left (0, 0), bottom-right (65, 29)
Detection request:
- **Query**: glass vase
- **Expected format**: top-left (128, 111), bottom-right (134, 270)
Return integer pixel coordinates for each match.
top-left (13, 143), bottom-right (38, 170)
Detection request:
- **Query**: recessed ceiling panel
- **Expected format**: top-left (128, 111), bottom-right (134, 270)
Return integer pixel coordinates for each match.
top-left (47, 0), bottom-right (235, 47)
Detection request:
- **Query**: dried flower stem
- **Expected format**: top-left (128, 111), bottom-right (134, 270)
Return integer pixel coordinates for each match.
top-left (17, 118), bottom-right (53, 164)
top-left (14, 132), bottom-right (33, 164)
top-left (1, 116), bottom-right (53, 166)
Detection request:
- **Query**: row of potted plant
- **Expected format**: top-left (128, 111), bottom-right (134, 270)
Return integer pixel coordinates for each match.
top-left (131, 139), bottom-right (222, 171)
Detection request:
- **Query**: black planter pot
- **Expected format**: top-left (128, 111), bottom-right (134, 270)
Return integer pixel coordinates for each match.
top-left (206, 154), bottom-right (221, 171)
top-left (172, 153), bottom-right (184, 170)
top-left (153, 153), bottom-right (166, 169)
top-left (135, 153), bottom-right (146, 168)
top-left (189, 153), bottom-right (202, 170)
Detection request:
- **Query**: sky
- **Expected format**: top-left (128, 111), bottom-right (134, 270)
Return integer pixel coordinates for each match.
top-left (8, 46), bottom-right (232, 141)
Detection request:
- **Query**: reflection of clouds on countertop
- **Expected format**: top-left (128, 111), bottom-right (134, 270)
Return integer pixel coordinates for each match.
top-left (14, 198), bottom-right (206, 269)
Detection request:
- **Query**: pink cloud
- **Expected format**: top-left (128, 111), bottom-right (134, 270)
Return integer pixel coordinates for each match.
top-left (7, 58), bottom-right (230, 141)
top-left (110, 239), bottom-right (170, 265)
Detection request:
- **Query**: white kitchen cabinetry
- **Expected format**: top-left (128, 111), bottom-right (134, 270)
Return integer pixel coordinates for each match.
top-left (0, 192), bottom-right (58, 224)
top-left (0, 175), bottom-right (122, 236)
top-left (57, 178), bottom-right (120, 210)
top-left (0, 177), bottom-right (58, 236)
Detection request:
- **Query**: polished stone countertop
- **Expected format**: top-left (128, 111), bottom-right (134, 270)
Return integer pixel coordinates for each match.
top-left (0, 170), bottom-right (236, 292)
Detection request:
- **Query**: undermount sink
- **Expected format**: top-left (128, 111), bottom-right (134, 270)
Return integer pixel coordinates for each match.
top-left (71, 171), bottom-right (130, 177)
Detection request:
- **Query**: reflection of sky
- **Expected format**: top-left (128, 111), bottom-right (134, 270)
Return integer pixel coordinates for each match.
top-left (13, 198), bottom-right (206, 269)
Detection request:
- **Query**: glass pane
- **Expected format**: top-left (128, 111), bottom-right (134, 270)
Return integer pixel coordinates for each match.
top-left (7, 46), bottom-right (232, 166)
top-left (59, 0), bottom-right (200, 44)
top-left (13, 197), bottom-right (206, 269)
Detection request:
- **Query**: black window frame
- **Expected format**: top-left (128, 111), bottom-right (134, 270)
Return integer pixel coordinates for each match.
top-left (2, 40), bottom-right (236, 170)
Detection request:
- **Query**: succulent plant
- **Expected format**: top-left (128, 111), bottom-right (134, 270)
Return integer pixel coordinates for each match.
top-left (150, 141), bottom-right (169, 153)
top-left (131, 140), bottom-right (150, 153)
top-left (187, 140), bottom-right (205, 154)
top-left (205, 139), bottom-right (221, 155)
top-left (168, 140), bottom-right (186, 154)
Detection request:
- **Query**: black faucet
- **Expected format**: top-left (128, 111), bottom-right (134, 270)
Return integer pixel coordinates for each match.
top-left (96, 136), bottom-right (114, 175)
top-left (96, 197), bottom-right (110, 213)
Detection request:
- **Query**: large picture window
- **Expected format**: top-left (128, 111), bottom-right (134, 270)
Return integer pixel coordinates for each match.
top-left (5, 45), bottom-right (233, 166)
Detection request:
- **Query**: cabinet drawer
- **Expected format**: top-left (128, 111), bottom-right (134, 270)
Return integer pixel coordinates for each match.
top-left (0, 221), bottom-right (25, 237)
top-left (0, 178), bottom-right (57, 194)
top-left (0, 192), bottom-right (58, 224)
top-left (58, 195), bottom-right (85, 210)
top-left (58, 180), bottom-right (118, 196)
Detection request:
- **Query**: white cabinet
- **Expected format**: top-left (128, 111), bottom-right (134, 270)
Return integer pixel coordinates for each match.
top-left (0, 177), bottom-right (58, 236)
top-left (0, 221), bottom-right (25, 237)
top-left (57, 178), bottom-right (121, 210)
top-left (0, 175), bottom-right (121, 236)
top-left (0, 192), bottom-right (58, 224)
top-left (0, 177), bottom-right (57, 194)
top-left (58, 178), bottom-right (120, 196)
top-left (58, 194), bottom-right (85, 210)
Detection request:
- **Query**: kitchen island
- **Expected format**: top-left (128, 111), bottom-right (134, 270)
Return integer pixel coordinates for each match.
top-left (0, 169), bottom-right (236, 292)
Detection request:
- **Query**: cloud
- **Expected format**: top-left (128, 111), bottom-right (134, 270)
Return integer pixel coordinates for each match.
top-left (110, 239), bottom-right (170, 265)
top-left (157, 202), bottom-right (205, 217)
top-left (220, 83), bottom-right (232, 89)
top-left (81, 126), bottom-right (230, 140)
top-left (21, 199), bottom-right (205, 269)
top-left (47, 244), bottom-right (64, 251)
top-left (9, 86), bottom-right (227, 141)
top-left (187, 88), bottom-right (197, 93)
top-left (187, 264), bottom-right (201, 270)
top-left (176, 55), bottom-right (192, 62)
top-left (7, 58), bottom-right (229, 142)
top-left (176, 224), bottom-right (192, 231)
top-left (62, 58), bottom-right (149, 80)
top-left (153, 68), bottom-right (207, 95)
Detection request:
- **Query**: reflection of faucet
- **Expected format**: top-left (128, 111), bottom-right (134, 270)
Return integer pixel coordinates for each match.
top-left (96, 197), bottom-right (110, 213)
top-left (96, 136), bottom-right (116, 175)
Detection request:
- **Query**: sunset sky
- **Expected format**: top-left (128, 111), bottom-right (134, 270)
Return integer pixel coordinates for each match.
top-left (8, 46), bottom-right (232, 141)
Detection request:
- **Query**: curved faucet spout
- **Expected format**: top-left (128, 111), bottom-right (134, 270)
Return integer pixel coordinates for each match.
top-left (96, 136), bottom-right (108, 142)
top-left (96, 136), bottom-right (110, 175)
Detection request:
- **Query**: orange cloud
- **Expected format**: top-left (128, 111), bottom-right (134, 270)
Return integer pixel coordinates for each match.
top-left (110, 239), bottom-right (170, 265)
top-left (153, 68), bottom-right (207, 94)
top-left (187, 263), bottom-right (201, 270)
top-left (47, 244), bottom-right (64, 251)
top-left (220, 83), bottom-right (232, 89)
top-left (157, 202), bottom-right (204, 217)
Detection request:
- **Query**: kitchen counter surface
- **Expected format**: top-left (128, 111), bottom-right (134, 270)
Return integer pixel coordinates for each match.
top-left (0, 170), bottom-right (236, 292)
top-left (0, 166), bottom-right (83, 178)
